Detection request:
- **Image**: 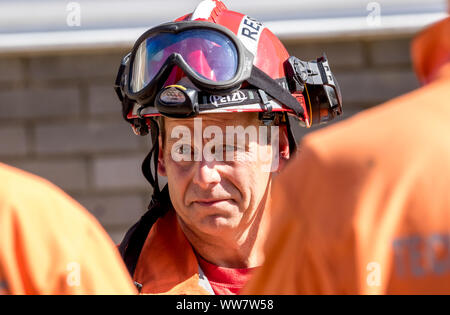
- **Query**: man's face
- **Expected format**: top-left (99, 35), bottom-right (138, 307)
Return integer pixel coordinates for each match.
top-left (157, 113), bottom-right (280, 238)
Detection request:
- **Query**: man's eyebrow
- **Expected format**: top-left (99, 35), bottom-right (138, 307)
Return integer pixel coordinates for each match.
top-left (166, 137), bottom-right (190, 145)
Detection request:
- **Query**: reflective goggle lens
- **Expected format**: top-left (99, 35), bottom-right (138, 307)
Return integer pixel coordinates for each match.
top-left (130, 29), bottom-right (239, 92)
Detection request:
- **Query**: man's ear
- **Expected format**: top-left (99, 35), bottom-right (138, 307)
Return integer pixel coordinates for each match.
top-left (277, 125), bottom-right (290, 172)
top-left (157, 135), bottom-right (167, 177)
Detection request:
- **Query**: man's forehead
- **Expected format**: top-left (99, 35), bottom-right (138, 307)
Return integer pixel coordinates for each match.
top-left (164, 112), bottom-right (260, 129)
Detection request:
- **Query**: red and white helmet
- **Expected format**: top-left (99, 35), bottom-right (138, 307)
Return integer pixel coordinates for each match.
top-left (115, 0), bottom-right (342, 134)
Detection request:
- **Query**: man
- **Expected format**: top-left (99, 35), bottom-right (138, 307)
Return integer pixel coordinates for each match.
top-left (244, 15), bottom-right (450, 294)
top-left (0, 163), bottom-right (136, 294)
top-left (114, 0), bottom-right (342, 294)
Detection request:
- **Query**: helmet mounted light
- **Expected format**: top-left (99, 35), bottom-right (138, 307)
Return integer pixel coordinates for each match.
top-left (284, 55), bottom-right (343, 125)
top-left (155, 85), bottom-right (199, 118)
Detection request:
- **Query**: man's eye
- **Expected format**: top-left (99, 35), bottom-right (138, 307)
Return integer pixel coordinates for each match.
top-left (175, 144), bottom-right (191, 155)
top-left (224, 145), bottom-right (236, 152)
top-left (226, 144), bottom-right (248, 153)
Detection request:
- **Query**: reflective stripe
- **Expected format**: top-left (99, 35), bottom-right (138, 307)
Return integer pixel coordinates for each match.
top-left (198, 265), bottom-right (215, 295)
top-left (190, 0), bottom-right (217, 21)
top-left (134, 99), bottom-right (287, 118)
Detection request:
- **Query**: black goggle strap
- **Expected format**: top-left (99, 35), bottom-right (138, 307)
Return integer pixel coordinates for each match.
top-left (146, 66), bottom-right (307, 119)
top-left (246, 66), bottom-right (306, 121)
top-left (136, 88), bottom-right (301, 117)
top-left (114, 52), bottom-right (131, 102)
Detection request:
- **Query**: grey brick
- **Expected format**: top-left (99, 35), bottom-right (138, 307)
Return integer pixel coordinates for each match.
top-left (77, 194), bottom-right (145, 228)
top-left (284, 41), bottom-right (365, 68)
top-left (0, 125), bottom-right (28, 157)
top-left (0, 57), bottom-right (24, 82)
top-left (0, 87), bottom-right (81, 120)
top-left (369, 37), bottom-right (413, 66)
top-left (335, 70), bottom-right (419, 104)
top-left (92, 155), bottom-right (150, 191)
top-left (88, 84), bottom-right (122, 116)
top-left (35, 120), bottom-right (144, 154)
top-left (28, 52), bottom-right (125, 82)
top-left (10, 159), bottom-right (88, 192)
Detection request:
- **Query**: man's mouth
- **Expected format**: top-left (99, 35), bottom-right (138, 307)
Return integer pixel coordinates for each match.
top-left (193, 199), bottom-right (231, 207)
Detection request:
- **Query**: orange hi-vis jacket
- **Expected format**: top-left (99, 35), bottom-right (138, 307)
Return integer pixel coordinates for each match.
top-left (243, 17), bottom-right (450, 294)
top-left (132, 208), bottom-right (213, 294)
top-left (0, 163), bottom-right (137, 295)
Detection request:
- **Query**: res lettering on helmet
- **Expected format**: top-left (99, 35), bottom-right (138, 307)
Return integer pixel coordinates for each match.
top-left (238, 16), bottom-right (265, 56)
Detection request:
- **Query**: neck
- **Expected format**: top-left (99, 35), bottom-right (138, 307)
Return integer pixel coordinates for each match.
top-left (178, 182), bottom-right (272, 269)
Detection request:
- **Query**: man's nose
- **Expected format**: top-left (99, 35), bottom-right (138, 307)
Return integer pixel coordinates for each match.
top-left (192, 160), bottom-right (221, 189)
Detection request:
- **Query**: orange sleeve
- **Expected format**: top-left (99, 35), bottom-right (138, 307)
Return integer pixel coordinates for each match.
top-left (0, 164), bottom-right (137, 295)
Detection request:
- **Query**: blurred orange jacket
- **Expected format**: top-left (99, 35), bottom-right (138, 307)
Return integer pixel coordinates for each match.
top-left (243, 17), bottom-right (450, 294)
top-left (0, 163), bottom-right (137, 295)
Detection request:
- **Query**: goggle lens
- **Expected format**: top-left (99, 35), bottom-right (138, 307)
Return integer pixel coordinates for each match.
top-left (130, 29), bottom-right (239, 92)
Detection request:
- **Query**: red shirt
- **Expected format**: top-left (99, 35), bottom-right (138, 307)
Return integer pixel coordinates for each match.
top-left (196, 255), bottom-right (258, 295)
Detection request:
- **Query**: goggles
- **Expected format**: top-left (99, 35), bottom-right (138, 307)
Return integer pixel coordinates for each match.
top-left (115, 21), bottom-right (342, 130)
top-left (115, 21), bottom-right (306, 120)
top-left (122, 21), bottom-right (255, 100)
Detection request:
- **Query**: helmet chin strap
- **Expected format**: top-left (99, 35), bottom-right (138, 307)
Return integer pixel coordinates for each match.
top-left (141, 118), bottom-right (161, 198)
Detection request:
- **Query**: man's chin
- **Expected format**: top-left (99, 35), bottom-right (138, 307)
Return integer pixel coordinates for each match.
top-left (199, 213), bottom-right (240, 234)
top-left (186, 201), bottom-right (241, 234)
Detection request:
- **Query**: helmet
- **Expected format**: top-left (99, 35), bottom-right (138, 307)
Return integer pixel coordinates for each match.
top-left (115, 0), bottom-right (342, 131)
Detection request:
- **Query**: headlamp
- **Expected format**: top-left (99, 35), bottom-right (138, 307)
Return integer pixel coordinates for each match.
top-left (115, 21), bottom-right (307, 123)
top-left (155, 85), bottom-right (199, 118)
top-left (285, 55), bottom-right (343, 126)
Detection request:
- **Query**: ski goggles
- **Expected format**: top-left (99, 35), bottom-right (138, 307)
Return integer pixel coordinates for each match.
top-left (115, 21), bottom-right (307, 120)
top-left (117, 21), bottom-right (254, 103)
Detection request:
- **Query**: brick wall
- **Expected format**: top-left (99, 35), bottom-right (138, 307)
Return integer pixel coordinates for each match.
top-left (0, 35), bottom-right (419, 243)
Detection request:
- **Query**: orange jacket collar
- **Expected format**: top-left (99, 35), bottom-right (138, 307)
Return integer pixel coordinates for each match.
top-left (412, 17), bottom-right (450, 84)
top-left (133, 208), bottom-right (210, 294)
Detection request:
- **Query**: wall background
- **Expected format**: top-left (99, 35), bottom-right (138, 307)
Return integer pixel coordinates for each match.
top-left (0, 0), bottom-right (446, 243)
